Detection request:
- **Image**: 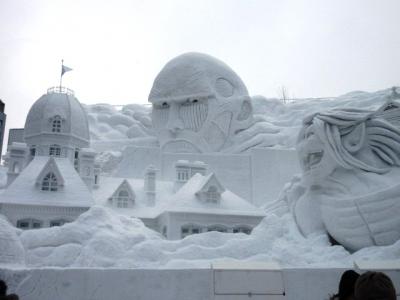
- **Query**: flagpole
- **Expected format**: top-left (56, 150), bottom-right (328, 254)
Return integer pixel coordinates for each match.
top-left (60, 59), bottom-right (63, 90)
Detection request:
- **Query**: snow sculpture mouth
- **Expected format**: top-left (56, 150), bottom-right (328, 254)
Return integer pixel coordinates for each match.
top-left (163, 140), bottom-right (201, 153)
top-left (303, 150), bottom-right (324, 170)
top-left (179, 98), bottom-right (208, 132)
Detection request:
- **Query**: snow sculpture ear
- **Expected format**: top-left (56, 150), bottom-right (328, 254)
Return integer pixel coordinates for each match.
top-left (343, 123), bottom-right (366, 153)
top-left (237, 97), bottom-right (252, 121)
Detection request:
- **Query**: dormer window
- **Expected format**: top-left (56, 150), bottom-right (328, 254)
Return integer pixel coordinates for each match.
top-left (108, 179), bottom-right (135, 208)
top-left (49, 144), bottom-right (61, 157)
top-left (116, 190), bottom-right (129, 208)
top-left (52, 116), bottom-right (62, 132)
top-left (206, 186), bottom-right (219, 203)
top-left (42, 172), bottom-right (58, 191)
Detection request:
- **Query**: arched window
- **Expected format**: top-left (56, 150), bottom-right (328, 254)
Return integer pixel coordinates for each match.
top-left (52, 116), bottom-right (62, 132)
top-left (206, 186), bottom-right (219, 203)
top-left (49, 144), bottom-right (61, 157)
top-left (42, 172), bottom-right (58, 191)
top-left (116, 190), bottom-right (129, 208)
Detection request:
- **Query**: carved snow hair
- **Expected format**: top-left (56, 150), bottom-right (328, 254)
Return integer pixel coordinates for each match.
top-left (299, 108), bottom-right (400, 174)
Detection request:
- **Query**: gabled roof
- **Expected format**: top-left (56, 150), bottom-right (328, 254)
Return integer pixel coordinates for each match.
top-left (0, 156), bottom-right (93, 207)
top-left (195, 173), bottom-right (225, 195)
top-left (35, 157), bottom-right (65, 186)
top-left (164, 173), bottom-right (265, 217)
top-left (108, 179), bottom-right (135, 200)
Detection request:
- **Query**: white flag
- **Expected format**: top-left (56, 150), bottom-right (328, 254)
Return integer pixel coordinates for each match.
top-left (61, 64), bottom-right (72, 76)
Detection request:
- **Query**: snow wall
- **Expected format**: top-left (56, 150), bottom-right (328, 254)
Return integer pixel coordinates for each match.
top-left (115, 147), bottom-right (300, 206)
top-left (1, 267), bottom-right (399, 300)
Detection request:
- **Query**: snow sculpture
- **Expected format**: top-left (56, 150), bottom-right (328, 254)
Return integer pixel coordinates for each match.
top-left (0, 217), bottom-right (25, 265)
top-left (149, 52), bottom-right (254, 153)
top-left (288, 103), bottom-right (400, 251)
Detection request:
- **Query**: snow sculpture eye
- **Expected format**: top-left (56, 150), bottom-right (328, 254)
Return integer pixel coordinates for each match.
top-left (215, 78), bottom-right (234, 97)
top-left (179, 98), bottom-right (208, 132)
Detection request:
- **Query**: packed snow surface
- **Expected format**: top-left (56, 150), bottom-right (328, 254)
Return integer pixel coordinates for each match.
top-left (2, 206), bottom-right (399, 268)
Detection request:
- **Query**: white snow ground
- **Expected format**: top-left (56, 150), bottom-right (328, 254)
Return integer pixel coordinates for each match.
top-left (1, 88), bottom-right (399, 268)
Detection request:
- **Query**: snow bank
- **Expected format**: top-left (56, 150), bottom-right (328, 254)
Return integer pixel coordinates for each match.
top-left (3, 206), bottom-right (398, 268)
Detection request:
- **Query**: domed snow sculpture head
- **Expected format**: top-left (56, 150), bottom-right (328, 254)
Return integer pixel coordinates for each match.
top-left (149, 53), bottom-right (253, 153)
top-left (293, 108), bottom-right (400, 251)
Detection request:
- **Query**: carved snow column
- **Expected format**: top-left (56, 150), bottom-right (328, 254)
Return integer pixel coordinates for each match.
top-left (174, 160), bottom-right (208, 192)
top-left (6, 142), bottom-right (29, 186)
top-left (144, 165), bottom-right (157, 206)
top-left (78, 148), bottom-right (96, 190)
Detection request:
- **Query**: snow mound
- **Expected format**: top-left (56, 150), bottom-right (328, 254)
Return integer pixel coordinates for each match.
top-left (5, 206), bottom-right (398, 268)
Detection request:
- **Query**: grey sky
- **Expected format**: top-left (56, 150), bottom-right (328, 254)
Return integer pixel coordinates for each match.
top-left (0, 0), bottom-right (399, 137)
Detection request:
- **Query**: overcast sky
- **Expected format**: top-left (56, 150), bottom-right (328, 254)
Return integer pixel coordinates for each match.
top-left (0, 0), bottom-right (399, 139)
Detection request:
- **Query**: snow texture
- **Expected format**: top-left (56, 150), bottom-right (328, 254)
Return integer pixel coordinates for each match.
top-left (1, 206), bottom-right (399, 268)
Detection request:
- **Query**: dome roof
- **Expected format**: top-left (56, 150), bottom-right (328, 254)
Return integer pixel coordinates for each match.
top-left (24, 87), bottom-right (90, 145)
top-left (149, 52), bottom-right (248, 103)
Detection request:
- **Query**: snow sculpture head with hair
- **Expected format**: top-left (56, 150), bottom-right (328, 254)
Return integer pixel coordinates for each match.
top-left (149, 52), bottom-right (253, 153)
top-left (292, 107), bottom-right (400, 251)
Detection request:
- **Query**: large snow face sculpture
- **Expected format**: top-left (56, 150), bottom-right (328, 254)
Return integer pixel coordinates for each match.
top-left (149, 52), bottom-right (253, 153)
top-left (292, 108), bottom-right (400, 251)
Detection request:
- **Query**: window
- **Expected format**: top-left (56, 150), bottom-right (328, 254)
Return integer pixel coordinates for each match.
top-left (206, 186), bottom-right (219, 203)
top-left (207, 225), bottom-right (227, 233)
top-left (42, 172), bottom-right (58, 191)
top-left (12, 162), bottom-right (20, 174)
top-left (181, 224), bottom-right (202, 238)
top-left (116, 190), bottom-right (129, 208)
top-left (162, 226), bottom-right (167, 237)
top-left (49, 145), bottom-right (61, 157)
top-left (17, 219), bottom-right (42, 230)
top-left (50, 219), bottom-right (68, 227)
top-left (52, 116), bottom-right (62, 132)
top-left (94, 175), bottom-right (98, 185)
top-left (233, 226), bottom-right (252, 235)
top-left (30, 146), bottom-right (36, 157)
top-left (74, 149), bottom-right (80, 171)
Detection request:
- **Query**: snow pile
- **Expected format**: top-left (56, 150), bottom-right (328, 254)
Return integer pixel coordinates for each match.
top-left (85, 103), bottom-right (154, 141)
top-left (6, 206), bottom-right (399, 268)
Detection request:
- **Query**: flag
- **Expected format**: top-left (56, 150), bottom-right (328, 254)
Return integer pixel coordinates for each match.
top-left (61, 64), bottom-right (72, 76)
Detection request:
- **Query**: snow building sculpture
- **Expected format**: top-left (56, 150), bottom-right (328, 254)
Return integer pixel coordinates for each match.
top-left (285, 98), bottom-right (400, 251)
top-left (149, 52), bottom-right (254, 153)
top-left (0, 87), bottom-right (96, 229)
top-left (96, 160), bottom-right (265, 239)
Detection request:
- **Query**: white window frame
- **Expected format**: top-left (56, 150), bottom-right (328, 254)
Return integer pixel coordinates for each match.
top-left (17, 218), bottom-right (42, 229)
top-left (205, 185), bottom-right (219, 203)
top-left (49, 144), bottom-right (61, 157)
top-left (115, 189), bottom-right (130, 208)
top-left (52, 116), bottom-right (62, 132)
top-left (181, 224), bottom-right (202, 238)
top-left (42, 172), bottom-right (58, 191)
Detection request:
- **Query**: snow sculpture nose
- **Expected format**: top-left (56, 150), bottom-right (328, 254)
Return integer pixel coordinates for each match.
top-left (166, 103), bottom-right (184, 134)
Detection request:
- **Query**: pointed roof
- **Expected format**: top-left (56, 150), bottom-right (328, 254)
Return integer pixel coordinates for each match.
top-left (164, 173), bottom-right (265, 217)
top-left (195, 173), bottom-right (225, 195)
top-left (109, 179), bottom-right (135, 200)
top-left (0, 156), bottom-right (93, 207)
top-left (35, 157), bottom-right (65, 186)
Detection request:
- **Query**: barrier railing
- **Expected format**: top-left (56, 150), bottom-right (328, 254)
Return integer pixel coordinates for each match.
top-left (47, 86), bottom-right (75, 95)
